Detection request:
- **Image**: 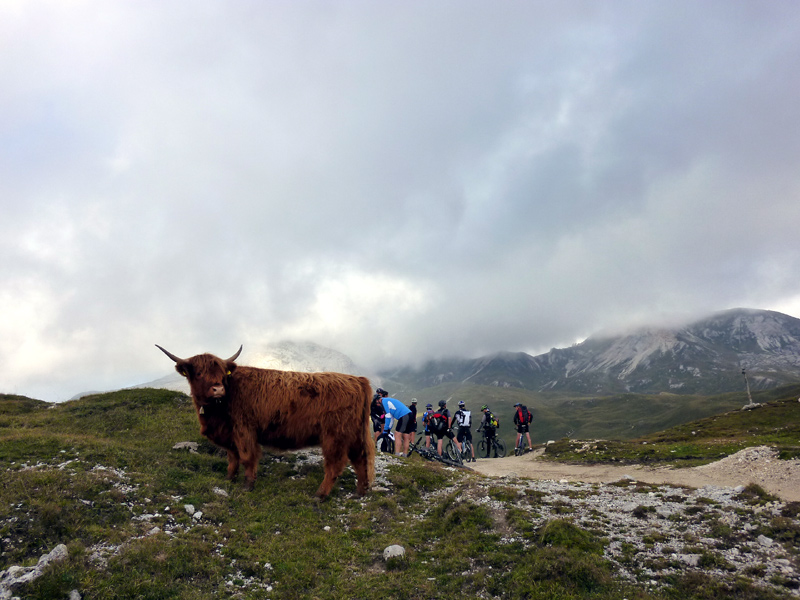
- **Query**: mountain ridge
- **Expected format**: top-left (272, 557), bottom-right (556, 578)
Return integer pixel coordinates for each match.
top-left (133, 308), bottom-right (800, 398)
top-left (381, 308), bottom-right (800, 395)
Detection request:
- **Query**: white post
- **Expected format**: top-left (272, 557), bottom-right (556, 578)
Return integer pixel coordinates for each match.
top-left (742, 368), bottom-right (753, 403)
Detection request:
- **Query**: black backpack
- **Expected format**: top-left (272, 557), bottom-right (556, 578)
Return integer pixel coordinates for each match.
top-left (428, 411), bottom-right (448, 434)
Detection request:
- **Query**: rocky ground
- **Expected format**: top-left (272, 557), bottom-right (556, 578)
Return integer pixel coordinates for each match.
top-left (3, 446), bottom-right (799, 599)
top-left (410, 445), bottom-right (800, 597)
top-left (470, 445), bottom-right (800, 502)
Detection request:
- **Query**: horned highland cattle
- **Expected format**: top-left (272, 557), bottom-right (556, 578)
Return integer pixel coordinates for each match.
top-left (156, 344), bottom-right (375, 499)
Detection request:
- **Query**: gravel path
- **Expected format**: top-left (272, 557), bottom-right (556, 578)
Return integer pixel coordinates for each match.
top-left (469, 446), bottom-right (800, 502)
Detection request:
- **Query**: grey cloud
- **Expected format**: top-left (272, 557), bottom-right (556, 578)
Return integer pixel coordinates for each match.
top-left (2, 1), bottom-right (800, 400)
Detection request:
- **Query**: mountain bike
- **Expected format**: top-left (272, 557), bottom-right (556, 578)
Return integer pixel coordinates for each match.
top-left (445, 435), bottom-right (475, 463)
top-left (514, 434), bottom-right (529, 456)
top-left (376, 432), bottom-right (395, 454)
top-left (444, 438), bottom-right (465, 465)
top-left (477, 430), bottom-right (506, 458)
top-left (407, 437), bottom-right (439, 461)
top-left (407, 437), bottom-right (470, 469)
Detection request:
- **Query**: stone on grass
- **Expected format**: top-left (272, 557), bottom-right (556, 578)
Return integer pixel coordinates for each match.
top-left (383, 545), bottom-right (405, 561)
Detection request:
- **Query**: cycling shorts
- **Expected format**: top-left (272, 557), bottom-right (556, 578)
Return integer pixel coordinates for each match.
top-left (516, 424), bottom-right (529, 433)
top-left (395, 414), bottom-right (415, 435)
top-left (371, 417), bottom-right (383, 433)
top-left (430, 429), bottom-right (453, 442)
top-left (456, 428), bottom-right (472, 443)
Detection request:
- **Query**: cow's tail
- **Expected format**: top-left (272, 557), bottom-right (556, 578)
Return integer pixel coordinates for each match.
top-left (360, 378), bottom-right (376, 491)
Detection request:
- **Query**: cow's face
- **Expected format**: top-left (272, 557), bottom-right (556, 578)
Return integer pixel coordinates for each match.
top-left (156, 345), bottom-right (242, 411)
top-left (176, 354), bottom-right (238, 404)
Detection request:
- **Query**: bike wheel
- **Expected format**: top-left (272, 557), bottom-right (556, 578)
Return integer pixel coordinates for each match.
top-left (445, 441), bottom-right (463, 465)
top-left (463, 440), bottom-right (474, 462)
top-left (477, 439), bottom-right (488, 458)
top-left (495, 439), bottom-right (507, 458)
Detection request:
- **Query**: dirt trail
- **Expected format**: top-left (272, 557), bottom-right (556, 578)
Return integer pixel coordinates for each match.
top-left (469, 446), bottom-right (800, 502)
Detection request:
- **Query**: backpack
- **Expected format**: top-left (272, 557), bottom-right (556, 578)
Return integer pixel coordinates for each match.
top-left (428, 411), bottom-right (448, 435)
top-left (486, 411), bottom-right (499, 429)
top-left (517, 405), bottom-right (532, 424)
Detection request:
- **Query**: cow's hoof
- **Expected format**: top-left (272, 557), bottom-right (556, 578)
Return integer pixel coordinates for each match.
top-left (244, 480), bottom-right (255, 492)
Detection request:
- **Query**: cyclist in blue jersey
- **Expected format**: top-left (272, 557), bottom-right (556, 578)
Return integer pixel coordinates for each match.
top-left (422, 403), bottom-right (435, 448)
top-left (378, 389), bottom-right (414, 456)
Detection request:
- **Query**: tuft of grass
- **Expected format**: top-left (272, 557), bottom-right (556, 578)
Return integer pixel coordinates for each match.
top-left (736, 483), bottom-right (780, 506)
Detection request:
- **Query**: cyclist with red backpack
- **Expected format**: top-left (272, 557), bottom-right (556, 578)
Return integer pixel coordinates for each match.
top-left (429, 399), bottom-right (454, 456)
top-left (513, 402), bottom-right (533, 452)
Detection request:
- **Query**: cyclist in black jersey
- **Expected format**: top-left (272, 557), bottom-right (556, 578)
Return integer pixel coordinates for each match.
top-left (451, 401), bottom-right (475, 462)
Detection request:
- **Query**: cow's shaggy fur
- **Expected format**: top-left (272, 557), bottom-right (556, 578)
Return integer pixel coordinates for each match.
top-left (156, 345), bottom-right (375, 499)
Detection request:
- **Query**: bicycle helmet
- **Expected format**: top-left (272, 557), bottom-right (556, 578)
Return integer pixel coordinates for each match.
top-left (438, 399), bottom-right (447, 408)
top-left (376, 388), bottom-right (388, 397)
top-left (458, 401), bottom-right (465, 407)
top-left (481, 404), bottom-right (488, 411)
top-left (426, 403), bottom-right (433, 409)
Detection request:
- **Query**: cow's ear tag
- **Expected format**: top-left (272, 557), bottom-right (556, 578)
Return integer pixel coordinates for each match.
top-left (226, 370), bottom-right (231, 375)
top-left (178, 368), bottom-right (187, 377)
top-left (199, 407), bottom-right (205, 415)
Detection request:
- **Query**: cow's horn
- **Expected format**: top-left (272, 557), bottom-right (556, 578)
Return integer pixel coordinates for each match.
top-left (225, 345), bottom-right (243, 362)
top-left (155, 344), bottom-right (184, 363)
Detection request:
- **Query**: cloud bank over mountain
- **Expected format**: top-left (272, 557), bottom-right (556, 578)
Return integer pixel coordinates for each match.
top-left (2, 2), bottom-right (800, 401)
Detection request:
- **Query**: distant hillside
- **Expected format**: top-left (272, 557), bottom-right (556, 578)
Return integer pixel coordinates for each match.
top-left (381, 309), bottom-right (800, 396)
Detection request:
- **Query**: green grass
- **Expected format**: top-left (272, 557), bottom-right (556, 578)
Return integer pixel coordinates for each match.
top-left (397, 382), bottom-right (797, 450)
top-left (2, 388), bottom-right (799, 599)
top-left (541, 384), bottom-right (800, 467)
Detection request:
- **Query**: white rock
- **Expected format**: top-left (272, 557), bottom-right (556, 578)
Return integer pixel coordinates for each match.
top-left (678, 554), bottom-right (701, 567)
top-left (172, 442), bottom-right (199, 453)
top-left (383, 545), bottom-right (405, 560)
top-left (184, 504), bottom-right (195, 515)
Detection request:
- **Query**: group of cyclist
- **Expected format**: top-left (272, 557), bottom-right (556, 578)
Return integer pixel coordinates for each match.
top-left (371, 388), bottom-right (511, 460)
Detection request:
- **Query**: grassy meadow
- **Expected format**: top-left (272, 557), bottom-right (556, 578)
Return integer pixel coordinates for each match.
top-left (1, 386), bottom-right (799, 599)
top-left (405, 382), bottom-right (799, 450)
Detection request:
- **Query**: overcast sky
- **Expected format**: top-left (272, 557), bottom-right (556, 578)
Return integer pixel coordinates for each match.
top-left (3, 1), bottom-right (800, 401)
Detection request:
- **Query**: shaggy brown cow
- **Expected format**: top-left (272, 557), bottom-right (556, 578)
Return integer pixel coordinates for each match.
top-left (156, 344), bottom-right (374, 499)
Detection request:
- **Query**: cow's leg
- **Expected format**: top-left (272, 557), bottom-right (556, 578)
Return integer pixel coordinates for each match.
top-left (348, 446), bottom-right (370, 496)
top-left (234, 430), bottom-right (261, 491)
top-left (317, 442), bottom-right (349, 500)
top-left (226, 449), bottom-right (240, 482)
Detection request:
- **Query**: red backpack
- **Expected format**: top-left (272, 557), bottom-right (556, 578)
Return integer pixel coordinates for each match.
top-left (428, 411), bottom-right (448, 434)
